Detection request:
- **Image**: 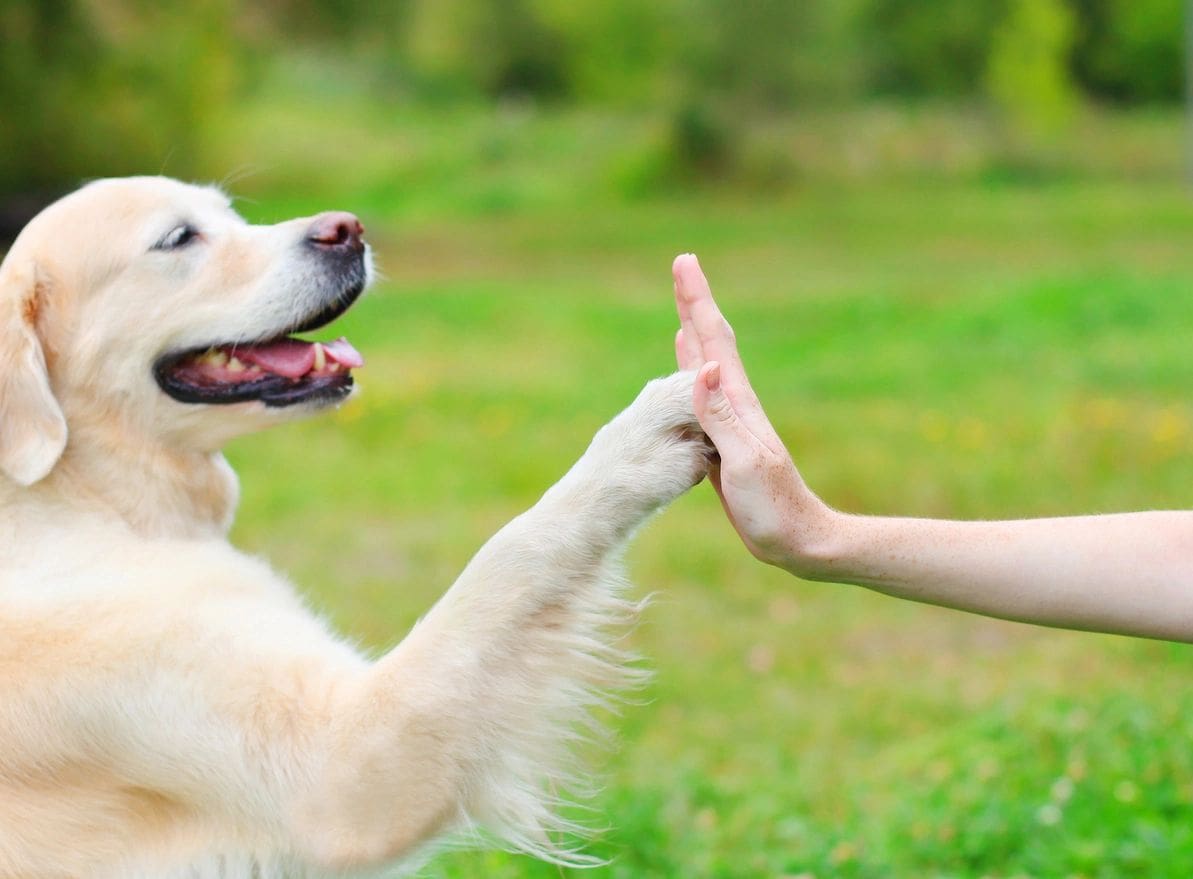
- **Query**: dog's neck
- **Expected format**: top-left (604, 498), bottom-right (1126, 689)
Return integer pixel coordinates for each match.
top-left (43, 422), bottom-right (239, 540)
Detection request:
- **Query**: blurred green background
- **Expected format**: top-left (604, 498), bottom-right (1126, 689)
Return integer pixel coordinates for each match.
top-left (5, 1), bottom-right (1193, 876)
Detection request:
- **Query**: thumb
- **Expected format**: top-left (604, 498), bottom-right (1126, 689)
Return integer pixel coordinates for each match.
top-left (693, 361), bottom-right (750, 455)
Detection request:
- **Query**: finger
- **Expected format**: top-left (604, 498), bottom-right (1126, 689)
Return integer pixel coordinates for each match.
top-left (692, 361), bottom-right (755, 458)
top-left (673, 254), bottom-right (742, 374)
top-left (673, 254), bottom-right (704, 365)
top-left (675, 254), bottom-right (775, 437)
top-left (675, 328), bottom-right (701, 371)
top-left (696, 365), bottom-right (783, 546)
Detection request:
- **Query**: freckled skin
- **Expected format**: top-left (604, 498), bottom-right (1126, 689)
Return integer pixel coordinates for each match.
top-left (670, 253), bottom-right (1193, 643)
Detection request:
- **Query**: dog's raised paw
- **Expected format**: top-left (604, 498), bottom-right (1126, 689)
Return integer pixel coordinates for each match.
top-left (595, 371), bottom-right (714, 506)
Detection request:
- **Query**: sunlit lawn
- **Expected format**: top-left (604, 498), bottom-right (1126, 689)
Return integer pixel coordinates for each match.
top-left (222, 109), bottom-right (1193, 877)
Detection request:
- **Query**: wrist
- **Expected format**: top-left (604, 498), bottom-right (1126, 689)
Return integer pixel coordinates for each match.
top-left (774, 500), bottom-right (854, 581)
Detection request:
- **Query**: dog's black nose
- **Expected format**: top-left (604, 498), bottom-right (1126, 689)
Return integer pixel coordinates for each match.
top-left (306, 212), bottom-right (365, 254)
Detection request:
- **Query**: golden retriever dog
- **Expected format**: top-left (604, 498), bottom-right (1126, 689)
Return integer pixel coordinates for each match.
top-left (0, 177), bottom-right (710, 877)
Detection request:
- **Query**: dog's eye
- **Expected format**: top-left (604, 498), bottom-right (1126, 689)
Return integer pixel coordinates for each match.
top-left (154, 224), bottom-right (200, 251)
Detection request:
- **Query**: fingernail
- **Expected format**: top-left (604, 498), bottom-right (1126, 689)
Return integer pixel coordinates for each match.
top-left (705, 361), bottom-right (721, 393)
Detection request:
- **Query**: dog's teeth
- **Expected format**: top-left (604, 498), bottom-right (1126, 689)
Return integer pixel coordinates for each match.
top-left (328, 363), bottom-right (340, 373)
top-left (227, 356), bottom-right (246, 373)
top-left (312, 343), bottom-right (326, 372)
top-left (209, 351), bottom-right (229, 367)
top-left (247, 364), bottom-right (262, 372)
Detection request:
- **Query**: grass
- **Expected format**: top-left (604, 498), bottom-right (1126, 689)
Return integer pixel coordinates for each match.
top-left (210, 100), bottom-right (1193, 877)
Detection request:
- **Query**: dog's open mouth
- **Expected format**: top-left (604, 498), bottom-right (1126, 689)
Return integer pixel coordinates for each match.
top-left (155, 336), bottom-right (364, 407)
top-left (155, 236), bottom-right (370, 408)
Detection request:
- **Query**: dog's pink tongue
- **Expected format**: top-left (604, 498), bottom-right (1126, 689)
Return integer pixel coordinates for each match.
top-left (237, 339), bottom-right (315, 378)
top-left (322, 338), bottom-right (364, 368)
top-left (236, 337), bottom-right (363, 379)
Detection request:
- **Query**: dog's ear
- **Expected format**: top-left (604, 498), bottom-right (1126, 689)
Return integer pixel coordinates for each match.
top-left (0, 260), bottom-right (67, 486)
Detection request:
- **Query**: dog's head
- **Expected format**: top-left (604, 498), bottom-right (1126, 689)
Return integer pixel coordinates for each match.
top-left (0, 176), bottom-right (371, 486)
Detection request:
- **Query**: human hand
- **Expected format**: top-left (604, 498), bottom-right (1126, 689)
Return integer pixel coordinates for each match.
top-left (672, 259), bottom-right (1193, 640)
top-left (672, 254), bottom-right (837, 575)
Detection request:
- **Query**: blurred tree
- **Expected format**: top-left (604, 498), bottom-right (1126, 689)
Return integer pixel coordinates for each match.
top-left (864, 0), bottom-right (1005, 96)
top-left (255, 0), bottom-right (406, 43)
top-left (1070, 0), bottom-right (1182, 103)
top-left (0, 0), bottom-right (241, 202)
top-left (986, 0), bottom-right (1079, 138)
top-left (0, 0), bottom-right (103, 193)
top-left (534, 0), bottom-right (677, 105)
top-left (0, 0), bottom-right (1188, 217)
top-left (681, 0), bottom-right (865, 107)
top-left (403, 0), bottom-right (568, 100)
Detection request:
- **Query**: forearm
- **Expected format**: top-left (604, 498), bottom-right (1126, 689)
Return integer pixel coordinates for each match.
top-left (668, 255), bottom-right (1193, 642)
top-left (796, 510), bottom-right (1193, 642)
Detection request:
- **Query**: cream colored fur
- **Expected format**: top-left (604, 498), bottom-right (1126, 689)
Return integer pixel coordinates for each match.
top-left (0, 178), bottom-right (710, 877)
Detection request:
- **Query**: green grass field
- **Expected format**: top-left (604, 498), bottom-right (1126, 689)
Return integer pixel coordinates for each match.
top-left (216, 104), bottom-right (1193, 877)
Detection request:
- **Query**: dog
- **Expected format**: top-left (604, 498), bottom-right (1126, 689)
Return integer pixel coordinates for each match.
top-left (0, 177), bottom-right (711, 877)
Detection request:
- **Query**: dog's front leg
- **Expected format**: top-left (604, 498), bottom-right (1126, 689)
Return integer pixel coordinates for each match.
top-left (292, 372), bottom-right (710, 871)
